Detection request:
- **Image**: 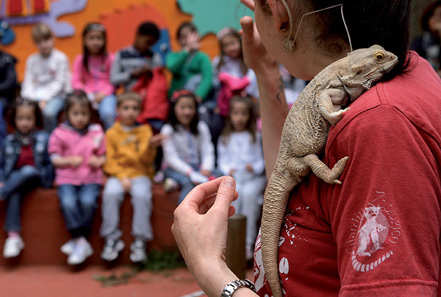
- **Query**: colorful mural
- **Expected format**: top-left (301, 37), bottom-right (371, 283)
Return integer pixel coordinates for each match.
top-left (177, 0), bottom-right (251, 36)
top-left (0, 0), bottom-right (87, 37)
top-left (0, 0), bottom-right (254, 81)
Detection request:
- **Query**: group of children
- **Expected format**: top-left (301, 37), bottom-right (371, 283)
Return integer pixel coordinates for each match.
top-left (0, 19), bottom-right (279, 265)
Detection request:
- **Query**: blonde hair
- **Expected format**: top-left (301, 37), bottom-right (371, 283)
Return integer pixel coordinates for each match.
top-left (31, 23), bottom-right (53, 43)
top-left (117, 91), bottom-right (142, 107)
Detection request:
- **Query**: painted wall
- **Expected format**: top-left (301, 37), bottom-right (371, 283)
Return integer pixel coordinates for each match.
top-left (0, 0), bottom-right (253, 81)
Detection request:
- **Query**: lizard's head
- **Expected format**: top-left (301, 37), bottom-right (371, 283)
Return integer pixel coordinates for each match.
top-left (339, 45), bottom-right (398, 99)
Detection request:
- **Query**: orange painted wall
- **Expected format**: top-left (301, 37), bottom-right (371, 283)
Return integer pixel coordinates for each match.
top-left (0, 0), bottom-right (220, 81)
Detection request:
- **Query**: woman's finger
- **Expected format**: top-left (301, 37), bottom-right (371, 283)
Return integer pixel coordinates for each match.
top-left (183, 177), bottom-right (229, 212)
top-left (241, 0), bottom-right (255, 11)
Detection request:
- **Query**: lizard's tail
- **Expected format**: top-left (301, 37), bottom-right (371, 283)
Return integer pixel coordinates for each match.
top-left (261, 171), bottom-right (296, 297)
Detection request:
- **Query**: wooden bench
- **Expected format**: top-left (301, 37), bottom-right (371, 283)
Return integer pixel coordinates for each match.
top-left (0, 184), bottom-right (179, 265)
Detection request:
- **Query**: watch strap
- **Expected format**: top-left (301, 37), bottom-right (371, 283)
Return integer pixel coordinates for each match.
top-left (221, 279), bottom-right (256, 297)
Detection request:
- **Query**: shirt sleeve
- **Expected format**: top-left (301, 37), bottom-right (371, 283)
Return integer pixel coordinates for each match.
top-left (71, 55), bottom-right (84, 90)
top-left (327, 105), bottom-right (440, 296)
top-left (47, 129), bottom-right (63, 156)
top-left (21, 55), bottom-right (36, 100)
top-left (217, 136), bottom-right (233, 175)
top-left (250, 132), bottom-right (265, 175)
top-left (198, 121), bottom-right (214, 172)
top-left (161, 125), bottom-right (193, 175)
top-left (194, 53), bottom-right (213, 100)
top-left (110, 51), bottom-right (131, 87)
top-left (165, 50), bottom-right (190, 74)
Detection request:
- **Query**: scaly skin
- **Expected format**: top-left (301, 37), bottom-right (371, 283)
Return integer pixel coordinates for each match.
top-left (261, 45), bottom-right (398, 297)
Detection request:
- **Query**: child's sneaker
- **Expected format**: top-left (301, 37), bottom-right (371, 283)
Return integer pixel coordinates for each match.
top-left (130, 239), bottom-right (147, 263)
top-left (67, 237), bottom-right (93, 265)
top-left (101, 239), bottom-right (124, 262)
top-left (3, 236), bottom-right (24, 258)
top-left (163, 178), bottom-right (178, 193)
top-left (153, 171), bottom-right (165, 183)
top-left (60, 239), bottom-right (75, 255)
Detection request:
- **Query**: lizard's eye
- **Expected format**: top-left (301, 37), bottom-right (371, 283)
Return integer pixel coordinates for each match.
top-left (373, 51), bottom-right (385, 63)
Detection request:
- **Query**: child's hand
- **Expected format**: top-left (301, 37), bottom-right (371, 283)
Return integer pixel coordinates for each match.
top-left (245, 164), bottom-right (254, 173)
top-left (88, 155), bottom-right (106, 168)
top-left (121, 178), bottom-right (131, 192)
top-left (229, 169), bottom-right (236, 176)
top-left (94, 93), bottom-right (106, 104)
top-left (149, 134), bottom-right (167, 149)
top-left (200, 169), bottom-right (211, 177)
top-left (70, 156), bottom-right (84, 168)
top-left (38, 100), bottom-right (47, 111)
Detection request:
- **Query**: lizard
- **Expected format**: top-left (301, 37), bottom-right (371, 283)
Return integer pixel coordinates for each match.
top-left (260, 44), bottom-right (398, 297)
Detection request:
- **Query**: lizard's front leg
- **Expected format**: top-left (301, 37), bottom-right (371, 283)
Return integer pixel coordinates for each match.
top-left (318, 88), bottom-right (350, 125)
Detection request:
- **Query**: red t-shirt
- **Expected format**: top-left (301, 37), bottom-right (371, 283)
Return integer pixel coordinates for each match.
top-left (16, 144), bottom-right (35, 168)
top-left (255, 54), bottom-right (441, 296)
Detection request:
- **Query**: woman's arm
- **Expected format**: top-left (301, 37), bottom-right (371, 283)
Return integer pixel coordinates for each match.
top-left (240, 16), bottom-right (289, 179)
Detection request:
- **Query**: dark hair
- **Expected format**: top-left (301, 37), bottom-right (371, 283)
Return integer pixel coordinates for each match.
top-left (310, 0), bottom-right (411, 79)
top-left (64, 90), bottom-right (94, 125)
top-left (217, 28), bottom-right (248, 76)
top-left (258, 0), bottom-right (411, 79)
top-left (221, 96), bottom-right (257, 144)
top-left (8, 97), bottom-right (43, 130)
top-left (137, 21), bottom-right (160, 42)
top-left (421, 0), bottom-right (441, 32)
top-left (82, 22), bottom-right (107, 73)
top-left (168, 90), bottom-right (199, 135)
top-left (176, 22), bottom-right (197, 39)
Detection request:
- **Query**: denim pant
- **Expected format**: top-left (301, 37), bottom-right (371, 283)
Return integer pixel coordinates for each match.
top-left (98, 95), bottom-right (116, 130)
top-left (57, 183), bottom-right (101, 238)
top-left (43, 96), bottom-right (65, 133)
top-left (2, 166), bottom-right (42, 232)
top-left (164, 168), bottom-right (195, 204)
top-left (100, 176), bottom-right (153, 242)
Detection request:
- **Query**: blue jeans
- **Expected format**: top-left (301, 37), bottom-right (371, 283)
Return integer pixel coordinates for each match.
top-left (2, 166), bottom-right (42, 232)
top-left (57, 183), bottom-right (101, 238)
top-left (98, 95), bottom-right (116, 130)
top-left (43, 96), bottom-right (65, 133)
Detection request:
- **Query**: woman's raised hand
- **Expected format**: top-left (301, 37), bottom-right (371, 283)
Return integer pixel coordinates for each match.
top-left (240, 16), bottom-right (278, 75)
top-left (172, 177), bottom-right (241, 296)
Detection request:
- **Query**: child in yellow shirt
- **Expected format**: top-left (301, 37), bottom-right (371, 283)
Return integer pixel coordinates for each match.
top-left (100, 92), bottom-right (162, 263)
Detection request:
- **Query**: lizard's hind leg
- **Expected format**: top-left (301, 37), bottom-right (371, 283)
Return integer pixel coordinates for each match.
top-left (302, 154), bottom-right (349, 184)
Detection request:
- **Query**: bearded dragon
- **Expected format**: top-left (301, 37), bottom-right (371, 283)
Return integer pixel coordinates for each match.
top-left (261, 45), bottom-right (398, 297)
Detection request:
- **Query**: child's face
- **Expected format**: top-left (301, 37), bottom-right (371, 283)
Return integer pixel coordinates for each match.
top-left (117, 99), bottom-right (140, 126)
top-left (221, 35), bottom-right (241, 59)
top-left (36, 37), bottom-right (54, 57)
top-left (68, 103), bottom-right (91, 130)
top-left (175, 96), bottom-right (196, 128)
top-left (230, 102), bottom-right (250, 132)
top-left (134, 34), bottom-right (157, 54)
top-left (84, 30), bottom-right (105, 55)
top-left (178, 27), bottom-right (199, 48)
top-left (15, 106), bottom-right (36, 135)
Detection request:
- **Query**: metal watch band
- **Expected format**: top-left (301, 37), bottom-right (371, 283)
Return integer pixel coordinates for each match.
top-left (221, 279), bottom-right (256, 297)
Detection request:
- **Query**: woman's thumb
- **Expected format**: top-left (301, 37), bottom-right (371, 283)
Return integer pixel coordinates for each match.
top-left (213, 177), bottom-right (236, 212)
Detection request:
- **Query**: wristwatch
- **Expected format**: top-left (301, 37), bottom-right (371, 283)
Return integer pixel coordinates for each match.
top-left (221, 279), bottom-right (256, 297)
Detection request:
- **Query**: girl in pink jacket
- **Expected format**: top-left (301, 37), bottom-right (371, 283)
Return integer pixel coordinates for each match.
top-left (71, 23), bottom-right (115, 130)
top-left (48, 90), bottom-right (106, 266)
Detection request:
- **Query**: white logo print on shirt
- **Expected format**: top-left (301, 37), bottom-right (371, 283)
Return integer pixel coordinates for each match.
top-left (346, 192), bottom-right (401, 273)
